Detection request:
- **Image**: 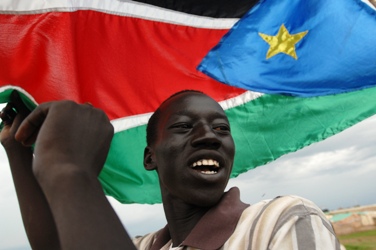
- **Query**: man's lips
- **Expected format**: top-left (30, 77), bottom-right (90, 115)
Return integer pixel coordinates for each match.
top-left (190, 159), bottom-right (220, 175)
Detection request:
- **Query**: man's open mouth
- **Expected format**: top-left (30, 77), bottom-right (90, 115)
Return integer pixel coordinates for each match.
top-left (191, 159), bottom-right (220, 175)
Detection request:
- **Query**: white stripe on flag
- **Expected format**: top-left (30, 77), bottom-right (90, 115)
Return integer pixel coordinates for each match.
top-left (111, 90), bottom-right (263, 132)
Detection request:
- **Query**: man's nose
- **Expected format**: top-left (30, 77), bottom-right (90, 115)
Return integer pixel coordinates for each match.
top-left (191, 125), bottom-right (221, 149)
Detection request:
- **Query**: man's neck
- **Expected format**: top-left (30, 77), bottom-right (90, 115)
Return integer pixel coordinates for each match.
top-left (162, 196), bottom-right (209, 247)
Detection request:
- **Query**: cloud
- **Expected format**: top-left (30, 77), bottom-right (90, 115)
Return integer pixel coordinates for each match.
top-left (227, 116), bottom-right (376, 211)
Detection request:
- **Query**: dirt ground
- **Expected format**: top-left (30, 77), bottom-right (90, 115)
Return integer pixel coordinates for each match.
top-left (338, 230), bottom-right (376, 250)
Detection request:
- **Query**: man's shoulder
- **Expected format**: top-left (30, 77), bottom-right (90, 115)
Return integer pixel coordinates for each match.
top-left (225, 195), bottom-right (339, 249)
top-left (243, 195), bottom-right (325, 218)
top-left (237, 194), bottom-right (328, 230)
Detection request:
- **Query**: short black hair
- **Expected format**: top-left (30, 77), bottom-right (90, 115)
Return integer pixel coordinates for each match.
top-left (146, 90), bottom-right (204, 146)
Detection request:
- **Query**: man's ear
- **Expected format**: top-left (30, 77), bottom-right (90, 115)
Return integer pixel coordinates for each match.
top-left (144, 146), bottom-right (157, 171)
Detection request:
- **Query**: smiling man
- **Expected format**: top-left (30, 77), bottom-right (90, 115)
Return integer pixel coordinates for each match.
top-left (134, 90), bottom-right (341, 249)
top-left (1, 90), bottom-right (340, 249)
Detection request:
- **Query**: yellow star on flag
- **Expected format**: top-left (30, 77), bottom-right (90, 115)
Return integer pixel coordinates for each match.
top-left (259, 24), bottom-right (308, 60)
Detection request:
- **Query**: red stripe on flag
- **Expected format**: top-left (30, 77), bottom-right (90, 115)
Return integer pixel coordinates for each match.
top-left (0, 11), bottom-right (245, 119)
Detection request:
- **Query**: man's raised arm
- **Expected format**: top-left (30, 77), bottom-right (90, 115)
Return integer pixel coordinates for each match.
top-left (1, 92), bottom-right (60, 250)
top-left (2, 93), bottom-right (137, 249)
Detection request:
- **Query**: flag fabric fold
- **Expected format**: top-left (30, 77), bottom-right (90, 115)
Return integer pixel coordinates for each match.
top-left (1, 0), bottom-right (375, 204)
top-left (198, 0), bottom-right (376, 97)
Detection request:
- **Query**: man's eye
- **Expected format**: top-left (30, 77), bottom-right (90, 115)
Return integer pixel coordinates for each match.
top-left (213, 125), bottom-right (230, 132)
top-left (171, 123), bottom-right (192, 129)
top-left (179, 124), bottom-right (191, 129)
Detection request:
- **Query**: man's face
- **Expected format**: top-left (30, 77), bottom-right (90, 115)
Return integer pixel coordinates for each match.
top-left (148, 92), bottom-right (235, 207)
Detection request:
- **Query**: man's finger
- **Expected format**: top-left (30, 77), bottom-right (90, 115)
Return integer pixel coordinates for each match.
top-left (0, 91), bottom-right (32, 129)
top-left (15, 104), bottom-right (48, 146)
top-left (10, 90), bottom-right (31, 116)
top-left (0, 103), bottom-right (17, 125)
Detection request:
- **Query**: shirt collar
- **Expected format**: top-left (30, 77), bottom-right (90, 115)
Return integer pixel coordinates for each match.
top-left (151, 187), bottom-right (249, 250)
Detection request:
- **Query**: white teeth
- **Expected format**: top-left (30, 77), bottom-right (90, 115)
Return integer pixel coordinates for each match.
top-left (200, 170), bottom-right (217, 175)
top-left (192, 159), bottom-right (220, 168)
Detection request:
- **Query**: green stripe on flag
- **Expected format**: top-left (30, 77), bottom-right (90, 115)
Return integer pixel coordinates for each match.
top-left (229, 86), bottom-right (376, 178)
top-left (99, 125), bottom-right (161, 204)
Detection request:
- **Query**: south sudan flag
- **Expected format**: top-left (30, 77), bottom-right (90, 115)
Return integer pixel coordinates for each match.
top-left (1, 0), bottom-right (375, 203)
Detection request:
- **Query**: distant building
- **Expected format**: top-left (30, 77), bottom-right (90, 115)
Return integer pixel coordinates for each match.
top-left (326, 205), bottom-right (376, 235)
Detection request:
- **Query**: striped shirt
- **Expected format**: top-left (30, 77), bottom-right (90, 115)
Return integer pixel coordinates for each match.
top-left (133, 187), bottom-right (340, 250)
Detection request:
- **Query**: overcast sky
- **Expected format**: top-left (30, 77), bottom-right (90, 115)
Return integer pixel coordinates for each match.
top-left (0, 115), bottom-right (375, 250)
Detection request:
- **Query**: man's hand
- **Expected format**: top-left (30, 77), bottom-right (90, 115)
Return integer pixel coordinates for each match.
top-left (0, 91), bottom-right (31, 152)
top-left (15, 100), bottom-right (114, 181)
